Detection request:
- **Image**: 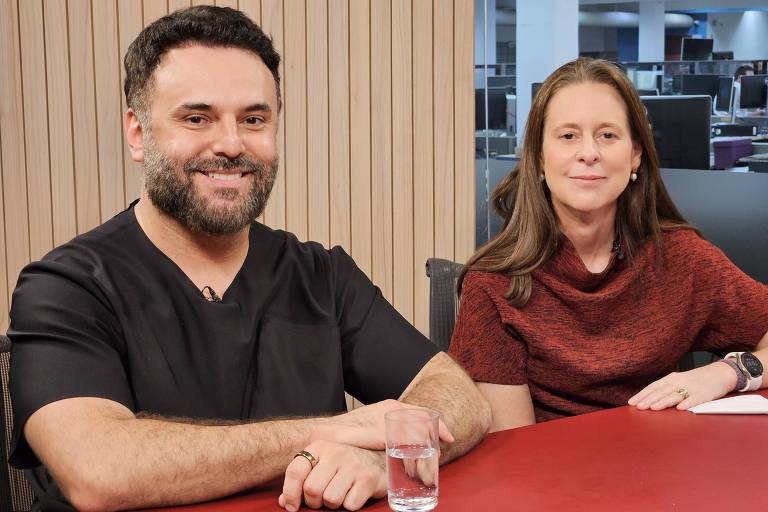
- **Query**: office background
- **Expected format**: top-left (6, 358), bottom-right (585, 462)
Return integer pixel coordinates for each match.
top-left (0, 0), bottom-right (476, 336)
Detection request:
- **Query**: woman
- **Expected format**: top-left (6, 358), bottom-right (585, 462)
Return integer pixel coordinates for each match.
top-left (449, 58), bottom-right (768, 431)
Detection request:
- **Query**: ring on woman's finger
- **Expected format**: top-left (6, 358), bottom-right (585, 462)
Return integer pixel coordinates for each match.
top-left (675, 388), bottom-right (690, 400)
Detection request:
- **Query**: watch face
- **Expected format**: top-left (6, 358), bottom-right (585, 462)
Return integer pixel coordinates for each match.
top-left (741, 352), bottom-right (764, 377)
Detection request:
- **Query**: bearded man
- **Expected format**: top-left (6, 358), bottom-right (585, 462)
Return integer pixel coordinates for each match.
top-left (7, 6), bottom-right (489, 512)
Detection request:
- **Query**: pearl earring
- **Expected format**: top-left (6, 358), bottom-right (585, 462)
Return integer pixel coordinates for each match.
top-left (539, 174), bottom-right (545, 182)
top-left (630, 172), bottom-right (638, 182)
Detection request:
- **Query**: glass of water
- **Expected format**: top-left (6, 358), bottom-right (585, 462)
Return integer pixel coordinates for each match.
top-left (384, 408), bottom-right (440, 512)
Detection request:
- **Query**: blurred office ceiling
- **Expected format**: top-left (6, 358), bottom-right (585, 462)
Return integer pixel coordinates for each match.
top-left (496, 1), bottom-right (768, 12)
top-left (495, 9), bottom-right (695, 27)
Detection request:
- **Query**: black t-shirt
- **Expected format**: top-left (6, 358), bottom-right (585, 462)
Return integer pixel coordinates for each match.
top-left (8, 204), bottom-right (438, 509)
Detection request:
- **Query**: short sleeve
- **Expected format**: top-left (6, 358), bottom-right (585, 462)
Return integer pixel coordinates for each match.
top-left (330, 247), bottom-right (439, 404)
top-left (687, 237), bottom-right (768, 353)
top-left (449, 272), bottom-right (527, 385)
top-left (8, 259), bottom-right (134, 468)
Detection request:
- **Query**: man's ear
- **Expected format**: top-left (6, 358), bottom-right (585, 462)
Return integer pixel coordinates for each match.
top-left (124, 109), bottom-right (145, 163)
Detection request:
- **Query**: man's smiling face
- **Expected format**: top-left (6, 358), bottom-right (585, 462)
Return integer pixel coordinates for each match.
top-left (140, 44), bottom-right (279, 234)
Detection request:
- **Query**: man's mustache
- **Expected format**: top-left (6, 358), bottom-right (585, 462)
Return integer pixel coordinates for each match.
top-left (182, 156), bottom-right (265, 174)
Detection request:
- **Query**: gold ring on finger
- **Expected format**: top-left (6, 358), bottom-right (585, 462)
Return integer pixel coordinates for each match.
top-left (675, 388), bottom-right (690, 400)
top-left (294, 450), bottom-right (318, 469)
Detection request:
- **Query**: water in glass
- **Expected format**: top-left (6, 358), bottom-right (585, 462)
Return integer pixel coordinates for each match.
top-left (386, 444), bottom-right (438, 512)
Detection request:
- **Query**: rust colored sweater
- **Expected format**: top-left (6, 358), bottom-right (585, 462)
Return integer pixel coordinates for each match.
top-left (449, 229), bottom-right (768, 422)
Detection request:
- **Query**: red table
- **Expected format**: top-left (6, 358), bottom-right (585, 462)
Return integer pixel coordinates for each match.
top-left (152, 391), bottom-right (768, 511)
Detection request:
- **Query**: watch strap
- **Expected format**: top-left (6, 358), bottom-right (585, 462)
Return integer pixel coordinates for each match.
top-left (718, 358), bottom-right (746, 392)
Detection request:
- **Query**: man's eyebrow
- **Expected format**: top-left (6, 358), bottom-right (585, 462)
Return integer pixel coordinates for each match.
top-left (172, 103), bottom-right (214, 115)
top-left (243, 103), bottom-right (272, 113)
top-left (173, 103), bottom-right (273, 115)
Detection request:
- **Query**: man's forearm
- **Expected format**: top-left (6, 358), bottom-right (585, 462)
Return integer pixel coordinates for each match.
top-left (398, 352), bottom-right (491, 463)
top-left (30, 399), bottom-right (330, 511)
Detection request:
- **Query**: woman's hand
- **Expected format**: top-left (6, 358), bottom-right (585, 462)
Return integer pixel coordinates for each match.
top-left (628, 361), bottom-right (739, 411)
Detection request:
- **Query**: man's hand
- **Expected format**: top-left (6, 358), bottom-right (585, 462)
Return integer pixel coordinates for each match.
top-left (278, 441), bottom-right (387, 511)
top-left (320, 400), bottom-right (454, 451)
top-left (628, 362), bottom-right (738, 411)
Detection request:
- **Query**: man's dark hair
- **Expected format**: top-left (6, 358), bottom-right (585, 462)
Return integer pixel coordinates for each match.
top-left (123, 5), bottom-right (281, 118)
top-left (734, 64), bottom-right (754, 81)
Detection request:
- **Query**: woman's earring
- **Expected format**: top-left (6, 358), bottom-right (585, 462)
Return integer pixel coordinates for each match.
top-left (539, 173), bottom-right (545, 182)
top-left (630, 172), bottom-right (638, 182)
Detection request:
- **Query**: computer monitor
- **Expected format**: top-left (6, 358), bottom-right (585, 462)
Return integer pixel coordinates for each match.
top-left (531, 82), bottom-right (543, 101)
top-left (632, 70), bottom-right (659, 91)
top-left (681, 38), bottom-right (713, 61)
top-left (661, 169), bottom-right (768, 283)
top-left (739, 74), bottom-right (768, 109)
top-left (681, 74), bottom-right (719, 101)
top-left (712, 51), bottom-right (733, 60)
top-left (487, 75), bottom-right (515, 91)
top-left (671, 75), bottom-right (683, 94)
top-left (640, 95), bottom-right (711, 170)
top-left (715, 77), bottom-right (733, 113)
top-left (475, 87), bottom-right (508, 131)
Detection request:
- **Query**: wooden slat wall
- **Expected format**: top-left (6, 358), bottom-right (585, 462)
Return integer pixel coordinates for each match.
top-left (0, 0), bottom-right (475, 337)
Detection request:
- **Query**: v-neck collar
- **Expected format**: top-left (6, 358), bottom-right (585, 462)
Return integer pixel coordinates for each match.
top-left (127, 206), bottom-right (252, 304)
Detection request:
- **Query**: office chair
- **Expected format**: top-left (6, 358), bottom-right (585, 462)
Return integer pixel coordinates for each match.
top-left (1, 335), bottom-right (35, 512)
top-left (425, 258), bottom-right (464, 351)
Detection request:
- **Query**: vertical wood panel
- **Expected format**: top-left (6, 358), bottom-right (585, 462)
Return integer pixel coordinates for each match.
top-left (215, 0), bottom-right (238, 8)
top-left (283, 0), bottom-right (308, 241)
top-left (168, 0), bottom-right (191, 12)
top-left (413, 0), bottom-right (434, 335)
top-left (370, 0), bottom-right (393, 301)
top-left (20, 0), bottom-right (54, 261)
top-left (306, 0), bottom-right (330, 248)
top-left (143, 0), bottom-right (168, 24)
top-left (44, 0), bottom-right (77, 247)
top-left (328, 0), bottom-right (350, 250)
top-left (260, 0), bottom-right (286, 230)
top-left (93, 0), bottom-right (126, 221)
top-left (454, 0), bottom-right (475, 263)
top-left (0, 125), bottom-right (7, 331)
top-left (118, 0), bottom-right (145, 205)
top-left (433, 1), bottom-right (455, 261)
top-left (93, 1), bottom-right (126, 218)
top-left (1, 0), bottom-right (31, 309)
top-left (238, 0), bottom-right (261, 24)
top-left (68, 0), bottom-right (101, 233)
top-left (349, 0), bottom-right (372, 276)
top-left (391, 0), bottom-right (414, 321)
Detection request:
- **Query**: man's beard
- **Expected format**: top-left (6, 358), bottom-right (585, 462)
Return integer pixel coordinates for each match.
top-left (142, 136), bottom-right (277, 235)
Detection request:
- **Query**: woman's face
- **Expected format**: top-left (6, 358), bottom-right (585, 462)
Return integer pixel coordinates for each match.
top-left (541, 81), bottom-right (642, 221)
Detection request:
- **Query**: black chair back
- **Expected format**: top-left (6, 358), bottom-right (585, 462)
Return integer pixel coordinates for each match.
top-left (425, 258), bottom-right (464, 351)
top-left (1, 335), bottom-right (35, 511)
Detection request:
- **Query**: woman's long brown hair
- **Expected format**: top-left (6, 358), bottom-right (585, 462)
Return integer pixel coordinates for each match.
top-left (461, 58), bottom-right (694, 307)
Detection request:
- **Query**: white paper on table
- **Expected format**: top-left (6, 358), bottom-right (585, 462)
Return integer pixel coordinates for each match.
top-left (688, 394), bottom-right (768, 415)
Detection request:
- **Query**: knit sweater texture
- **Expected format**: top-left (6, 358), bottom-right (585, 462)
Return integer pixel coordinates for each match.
top-left (449, 229), bottom-right (768, 421)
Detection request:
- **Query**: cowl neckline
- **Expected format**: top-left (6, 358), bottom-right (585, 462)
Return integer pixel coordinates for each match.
top-left (539, 235), bottom-right (625, 293)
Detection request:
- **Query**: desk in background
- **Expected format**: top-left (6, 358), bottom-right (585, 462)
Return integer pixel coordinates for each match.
top-left (150, 390), bottom-right (768, 511)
